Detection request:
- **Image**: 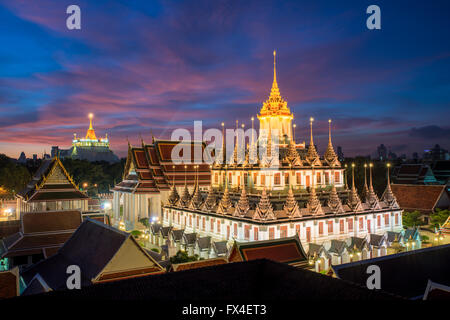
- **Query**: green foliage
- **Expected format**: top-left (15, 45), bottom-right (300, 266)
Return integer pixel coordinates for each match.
top-left (131, 230), bottom-right (142, 237)
top-left (402, 211), bottom-right (426, 228)
top-left (169, 250), bottom-right (199, 264)
top-left (139, 218), bottom-right (150, 228)
top-left (151, 248), bottom-right (160, 253)
top-left (0, 154), bottom-right (31, 193)
top-left (61, 158), bottom-right (125, 194)
top-left (421, 235), bottom-right (429, 243)
top-left (430, 209), bottom-right (450, 228)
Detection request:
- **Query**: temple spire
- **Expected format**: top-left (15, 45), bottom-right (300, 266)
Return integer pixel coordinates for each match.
top-left (382, 163), bottom-right (399, 208)
top-left (362, 164), bottom-right (370, 201)
top-left (367, 163), bottom-right (381, 209)
top-left (347, 163), bottom-right (363, 211)
top-left (306, 117), bottom-right (320, 164)
top-left (85, 113), bottom-right (97, 140)
top-left (270, 50), bottom-right (280, 98)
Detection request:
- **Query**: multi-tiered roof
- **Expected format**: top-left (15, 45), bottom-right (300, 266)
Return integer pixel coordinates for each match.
top-left (113, 139), bottom-right (211, 195)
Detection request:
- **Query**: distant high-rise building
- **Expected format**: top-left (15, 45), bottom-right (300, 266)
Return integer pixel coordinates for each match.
top-left (17, 152), bottom-right (26, 164)
top-left (423, 144), bottom-right (449, 161)
top-left (412, 152), bottom-right (419, 161)
top-left (32, 154), bottom-right (37, 162)
top-left (377, 144), bottom-right (387, 161)
top-left (51, 146), bottom-right (59, 158)
top-left (337, 146), bottom-right (344, 161)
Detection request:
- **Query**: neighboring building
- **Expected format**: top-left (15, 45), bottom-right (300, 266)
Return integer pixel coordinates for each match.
top-left (112, 140), bottom-right (211, 230)
top-left (0, 210), bottom-right (82, 270)
top-left (332, 244), bottom-right (450, 299)
top-left (423, 280), bottom-right (450, 300)
top-left (17, 259), bottom-right (397, 301)
top-left (15, 157), bottom-right (89, 217)
top-left (390, 184), bottom-right (450, 216)
top-left (392, 164), bottom-right (437, 185)
top-left (430, 160), bottom-right (450, 184)
top-left (56, 114), bottom-right (119, 163)
top-left (21, 218), bottom-right (165, 295)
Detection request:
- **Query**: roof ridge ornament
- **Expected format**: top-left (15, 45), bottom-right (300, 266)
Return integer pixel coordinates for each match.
top-left (347, 163), bottom-right (363, 212)
top-left (381, 163), bottom-right (399, 208)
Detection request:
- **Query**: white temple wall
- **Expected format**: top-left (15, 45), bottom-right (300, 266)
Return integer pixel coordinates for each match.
top-left (162, 208), bottom-right (403, 253)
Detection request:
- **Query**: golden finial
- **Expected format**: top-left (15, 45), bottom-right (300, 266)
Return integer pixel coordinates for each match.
top-left (309, 117), bottom-right (314, 145)
top-left (328, 119), bottom-right (332, 143)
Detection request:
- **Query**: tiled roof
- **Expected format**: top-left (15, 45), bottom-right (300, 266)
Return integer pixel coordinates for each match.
top-left (369, 234), bottom-right (386, 247)
top-left (328, 240), bottom-right (348, 255)
top-left (332, 244), bottom-right (450, 299)
top-left (212, 241), bottom-right (228, 255)
top-left (1, 211), bottom-right (82, 259)
top-left (0, 267), bottom-right (19, 299)
top-left (22, 210), bottom-right (82, 234)
top-left (229, 235), bottom-right (308, 267)
top-left (171, 257), bottom-right (228, 272)
top-left (0, 220), bottom-right (20, 239)
top-left (117, 140), bottom-right (212, 195)
top-left (196, 236), bottom-right (211, 250)
top-left (16, 158), bottom-right (88, 202)
top-left (390, 184), bottom-right (446, 212)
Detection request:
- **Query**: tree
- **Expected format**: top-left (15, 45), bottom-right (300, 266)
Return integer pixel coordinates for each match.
top-left (402, 211), bottom-right (425, 228)
top-left (430, 209), bottom-right (450, 229)
top-left (169, 250), bottom-right (199, 264)
top-left (0, 154), bottom-right (31, 193)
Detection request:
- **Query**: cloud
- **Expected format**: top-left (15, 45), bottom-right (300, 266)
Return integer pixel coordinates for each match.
top-left (409, 125), bottom-right (450, 139)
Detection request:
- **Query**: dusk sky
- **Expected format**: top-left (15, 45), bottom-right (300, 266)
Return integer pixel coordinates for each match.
top-left (0, 0), bottom-right (449, 159)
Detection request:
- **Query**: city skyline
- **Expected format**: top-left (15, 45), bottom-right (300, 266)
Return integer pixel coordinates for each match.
top-left (1, 0), bottom-right (449, 158)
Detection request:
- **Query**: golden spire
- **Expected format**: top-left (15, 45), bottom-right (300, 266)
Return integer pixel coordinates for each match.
top-left (85, 113), bottom-right (97, 140)
top-left (270, 50), bottom-right (280, 98)
top-left (324, 119), bottom-right (338, 164)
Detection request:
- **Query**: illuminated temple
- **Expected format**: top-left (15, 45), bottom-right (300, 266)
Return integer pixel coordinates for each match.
top-left (113, 52), bottom-right (403, 262)
top-left (57, 114), bottom-right (119, 163)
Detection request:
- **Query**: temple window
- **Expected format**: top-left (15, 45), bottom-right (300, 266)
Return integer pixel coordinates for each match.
top-left (348, 218), bottom-right (353, 231)
top-left (340, 220), bottom-right (344, 233)
top-left (296, 172), bottom-right (301, 184)
top-left (280, 226), bottom-right (287, 238)
top-left (334, 172), bottom-right (340, 184)
top-left (254, 227), bottom-right (259, 240)
top-left (269, 227), bottom-right (275, 240)
top-left (319, 222), bottom-right (323, 235)
top-left (244, 225), bottom-right (250, 240)
top-left (328, 220), bottom-right (333, 234)
top-left (274, 173), bottom-right (281, 185)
